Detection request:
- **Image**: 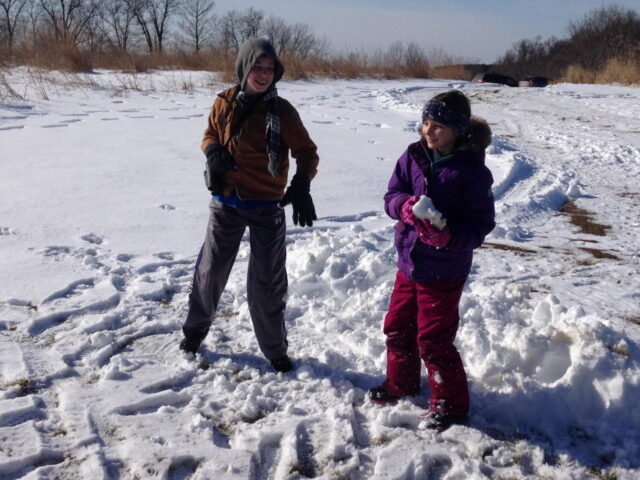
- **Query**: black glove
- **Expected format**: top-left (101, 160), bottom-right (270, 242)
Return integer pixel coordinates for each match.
top-left (279, 173), bottom-right (317, 227)
top-left (204, 144), bottom-right (236, 195)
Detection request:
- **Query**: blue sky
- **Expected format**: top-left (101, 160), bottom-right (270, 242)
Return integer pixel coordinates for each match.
top-left (213, 0), bottom-right (640, 62)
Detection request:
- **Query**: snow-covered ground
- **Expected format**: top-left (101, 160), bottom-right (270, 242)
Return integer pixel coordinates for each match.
top-left (1, 68), bottom-right (639, 479)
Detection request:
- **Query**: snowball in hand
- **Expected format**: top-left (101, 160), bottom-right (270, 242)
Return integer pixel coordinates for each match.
top-left (412, 195), bottom-right (447, 229)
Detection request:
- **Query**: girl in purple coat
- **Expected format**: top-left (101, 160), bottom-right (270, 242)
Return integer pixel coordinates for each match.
top-left (370, 90), bottom-right (495, 430)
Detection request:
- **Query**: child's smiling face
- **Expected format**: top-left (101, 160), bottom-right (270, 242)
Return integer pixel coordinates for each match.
top-left (422, 120), bottom-right (458, 155)
top-left (245, 55), bottom-right (276, 94)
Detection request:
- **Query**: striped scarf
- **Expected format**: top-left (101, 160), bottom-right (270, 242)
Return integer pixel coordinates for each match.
top-left (263, 86), bottom-right (281, 177)
top-left (234, 86), bottom-right (281, 177)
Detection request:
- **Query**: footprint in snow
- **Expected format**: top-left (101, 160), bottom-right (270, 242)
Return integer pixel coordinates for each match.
top-left (111, 391), bottom-right (191, 416)
top-left (167, 456), bottom-right (200, 480)
top-left (0, 226), bottom-right (17, 235)
top-left (42, 245), bottom-right (72, 257)
top-left (40, 277), bottom-right (96, 304)
top-left (168, 115), bottom-right (202, 120)
top-left (159, 204), bottom-right (176, 210)
top-left (81, 233), bottom-right (104, 245)
top-left (0, 396), bottom-right (46, 428)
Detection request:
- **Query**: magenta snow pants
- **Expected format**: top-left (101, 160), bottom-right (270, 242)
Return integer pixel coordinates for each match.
top-left (382, 270), bottom-right (469, 416)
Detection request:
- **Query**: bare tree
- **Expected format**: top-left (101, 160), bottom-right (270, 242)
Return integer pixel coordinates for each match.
top-left (289, 21), bottom-right (329, 58)
top-left (262, 14), bottom-right (290, 55)
top-left (218, 7), bottom-right (263, 52)
top-left (496, 5), bottom-right (640, 79)
top-left (568, 5), bottom-right (640, 70)
top-left (24, 0), bottom-right (41, 44)
top-left (38, 0), bottom-right (101, 45)
top-left (178, 0), bottom-right (214, 52)
top-left (404, 42), bottom-right (429, 77)
top-left (0, 0), bottom-right (28, 48)
top-left (218, 8), bottom-right (239, 51)
top-left (288, 22), bottom-right (316, 59)
top-left (239, 6), bottom-right (262, 40)
top-left (126, 0), bottom-right (180, 52)
top-left (496, 37), bottom-right (553, 78)
top-left (101, 0), bottom-right (136, 52)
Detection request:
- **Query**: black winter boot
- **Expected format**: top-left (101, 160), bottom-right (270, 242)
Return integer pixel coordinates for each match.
top-left (419, 411), bottom-right (467, 432)
top-left (369, 385), bottom-right (401, 404)
top-left (271, 355), bottom-right (294, 373)
top-left (179, 337), bottom-right (201, 355)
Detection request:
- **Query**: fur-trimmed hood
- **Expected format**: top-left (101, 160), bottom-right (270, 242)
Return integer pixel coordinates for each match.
top-left (462, 116), bottom-right (492, 152)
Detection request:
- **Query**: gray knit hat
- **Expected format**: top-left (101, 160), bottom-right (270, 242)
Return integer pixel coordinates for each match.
top-left (235, 38), bottom-right (284, 91)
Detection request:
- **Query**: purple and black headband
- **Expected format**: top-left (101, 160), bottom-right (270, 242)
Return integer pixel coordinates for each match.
top-left (421, 100), bottom-right (470, 136)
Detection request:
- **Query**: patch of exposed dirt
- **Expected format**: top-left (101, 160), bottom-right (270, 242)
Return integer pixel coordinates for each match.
top-left (619, 190), bottom-right (640, 205)
top-left (559, 201), bottom-right (611, 236)
top-left (578, 247), bottom-right (621, 260)
top-left (625, 316), bottom-right (640, 326)
top-left (482, 242), bottom-right (536, 255)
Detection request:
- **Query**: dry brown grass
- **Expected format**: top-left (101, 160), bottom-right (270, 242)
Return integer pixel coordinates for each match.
top-left (92, 49), bottom-right (236, 74)
top-left (0, 69), bottom-right (24, 101)
top-left (595, 57), bottom-right (640, 85)
top-left (562, 56), bottom-right (640, 85)
top-left (431, 64), bottom-right (473, 80)
top-left (562, 64), bottom-right (597, 84)
top-left (3, 44), bottom-right (476, 82)
top-left (13, 42), bottom-right (94, 73)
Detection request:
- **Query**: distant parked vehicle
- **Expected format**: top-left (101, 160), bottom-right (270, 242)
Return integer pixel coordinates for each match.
top-left (472, 72), bottom-right (518, 87)
top-left (519, 76), bottom-right (550, 87)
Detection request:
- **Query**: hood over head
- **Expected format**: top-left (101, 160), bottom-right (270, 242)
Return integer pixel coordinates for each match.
top-left (235, 37), bottom-right (284, 91)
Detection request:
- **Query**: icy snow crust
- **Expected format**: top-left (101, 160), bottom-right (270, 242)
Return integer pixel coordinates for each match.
top-left (1, 70), bottom-right (639, 479)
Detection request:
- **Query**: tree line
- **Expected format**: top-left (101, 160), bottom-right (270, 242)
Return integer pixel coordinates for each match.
top-left (0, 0), bottom-right (447, 78)
top-left (0, 1), bottom-right (329, 64)
top-left (495, 5), bottom-right (640, 83)
top-left (1, 2), bottom-right (638, 85)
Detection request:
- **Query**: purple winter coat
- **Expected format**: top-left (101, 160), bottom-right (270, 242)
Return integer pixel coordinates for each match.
top-left (384, 131), bottom-right (495, 283)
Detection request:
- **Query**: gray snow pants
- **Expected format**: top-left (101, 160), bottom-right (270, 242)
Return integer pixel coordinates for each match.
top-left (182, 199), bottom-right (288, 360)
